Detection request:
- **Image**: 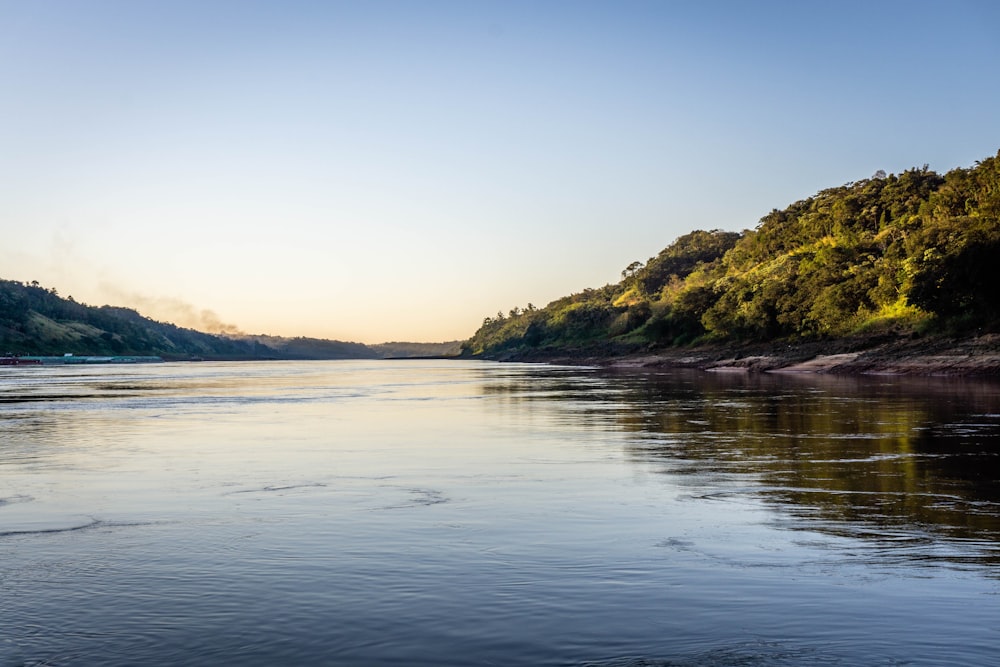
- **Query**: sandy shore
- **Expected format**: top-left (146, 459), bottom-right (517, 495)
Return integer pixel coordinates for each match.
top-left (492, 333), bottom-right (1000, 376)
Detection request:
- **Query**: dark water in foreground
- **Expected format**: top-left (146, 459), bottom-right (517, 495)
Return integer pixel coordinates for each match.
top-left (1, 360), bottom-right (999, 666)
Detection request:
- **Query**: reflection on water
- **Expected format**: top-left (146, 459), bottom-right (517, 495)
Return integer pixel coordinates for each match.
top-left (1, 361), bottom-right (999, 666)
top-left (488, 368), bottom-right (1000, 566)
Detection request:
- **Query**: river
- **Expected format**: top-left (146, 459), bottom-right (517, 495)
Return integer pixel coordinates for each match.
top-left (1, 360), bottom-right (998, 665)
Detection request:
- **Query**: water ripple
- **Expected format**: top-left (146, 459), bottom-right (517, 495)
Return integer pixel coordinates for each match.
top-left (224, 483), bottom-right (327, 496)
top-left (0, 518), bottom-right (103, 538)
top-left (376, 487), bottom-right (450, 510)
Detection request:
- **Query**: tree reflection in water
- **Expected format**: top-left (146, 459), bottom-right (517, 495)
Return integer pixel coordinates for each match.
top-left (483, 367), bottom-right (1000, 568)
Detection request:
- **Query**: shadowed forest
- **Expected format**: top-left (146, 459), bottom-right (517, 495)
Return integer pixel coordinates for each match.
top-left (0, 282), bottom-right (459, 359)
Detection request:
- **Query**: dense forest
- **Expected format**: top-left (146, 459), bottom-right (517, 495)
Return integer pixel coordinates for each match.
top-left (0, 280), bottom-right (462, 360)
top-left (370, 341), bottom-right (465, 358)
top-left (464, 150), bottom-right (1000, 357)
top-left (0, 280), bottom-right (376, 359)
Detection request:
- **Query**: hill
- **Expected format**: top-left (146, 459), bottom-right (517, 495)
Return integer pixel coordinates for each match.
top-left (224, 334), bottom-right (377, 360)
top-left (0, 281), bottom-right (377, 360)
top-left (370, 341), bottom-right (464, 358)
top-left (463, 150), bottom-right (1000, 367)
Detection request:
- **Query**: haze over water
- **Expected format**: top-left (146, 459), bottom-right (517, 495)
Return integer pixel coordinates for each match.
top-left (1, 360), bottom-right (999, 665)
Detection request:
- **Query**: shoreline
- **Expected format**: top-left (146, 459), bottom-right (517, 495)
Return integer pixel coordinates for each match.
top-left (481, 333), bottom-right (1000, 377)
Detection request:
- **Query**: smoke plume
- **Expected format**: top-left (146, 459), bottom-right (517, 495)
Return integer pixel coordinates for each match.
top-left (98, 284), bottom-right (245, 335)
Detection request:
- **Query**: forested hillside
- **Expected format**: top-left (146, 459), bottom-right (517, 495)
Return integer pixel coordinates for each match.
top-left (370, 341), bottom-right (465, 358)
top-left (464, 150), bottom-right (1000, 357)
top-left (0, 280), bottom-right (376, 359)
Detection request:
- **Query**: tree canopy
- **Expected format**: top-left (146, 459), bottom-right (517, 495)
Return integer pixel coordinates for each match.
top-left (0, 280), bottom-right (377, 359)
top-left (464, 150), bottom-right (1000, 357)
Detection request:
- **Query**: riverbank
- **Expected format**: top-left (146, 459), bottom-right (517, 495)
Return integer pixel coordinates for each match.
top-left (484, 333), bottom-right (1000, 376)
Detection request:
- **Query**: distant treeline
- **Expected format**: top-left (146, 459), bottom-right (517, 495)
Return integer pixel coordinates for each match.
top-left (0, 280), bottom-right (261, 358)
top-left (0, 281), bottom-right (403, 360)
top-left (464, 149), bottom-right (1000, 356)
top-left (370, 341), bottom-right (465, 358)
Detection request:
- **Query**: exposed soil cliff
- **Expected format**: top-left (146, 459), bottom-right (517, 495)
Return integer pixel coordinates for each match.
top-left (489, 334), bottom-right (1000, 376)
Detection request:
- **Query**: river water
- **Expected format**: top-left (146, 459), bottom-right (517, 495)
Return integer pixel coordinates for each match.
top-left (1, 360), bottom-right (998, 666)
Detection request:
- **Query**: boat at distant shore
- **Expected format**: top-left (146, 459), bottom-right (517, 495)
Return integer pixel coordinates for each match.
top-left (0, 354), bottom-right (163, 366)
top-left (0, 355), bottom-right (42, 366)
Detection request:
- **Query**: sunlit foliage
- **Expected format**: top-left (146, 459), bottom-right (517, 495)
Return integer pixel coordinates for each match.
top-left (465, 150), bottom-right (1000, 356)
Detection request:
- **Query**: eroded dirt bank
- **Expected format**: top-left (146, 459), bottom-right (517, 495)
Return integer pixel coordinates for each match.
top-left (486, 334), bottom-right (1000, 376)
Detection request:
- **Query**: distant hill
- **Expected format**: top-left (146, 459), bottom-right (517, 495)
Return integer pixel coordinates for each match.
top-left (370, 341), bottom-right (464, 358)
top-left (464, 149), bottom-right (1000, 358)
top-left (0, 281), bottom-right (377, 360)
top-left (223, 334), bottom-right (377, 360)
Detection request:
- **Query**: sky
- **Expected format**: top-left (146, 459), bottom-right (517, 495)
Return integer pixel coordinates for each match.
top-left (2, 1), bottom-right (999, 343)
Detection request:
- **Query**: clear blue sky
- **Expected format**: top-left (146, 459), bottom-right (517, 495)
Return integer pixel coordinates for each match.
top-left (2, 1), bottom-right (998, 342)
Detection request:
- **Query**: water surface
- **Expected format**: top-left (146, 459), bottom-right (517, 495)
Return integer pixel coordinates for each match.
top-left (1, 360), bottom-right (998, 665)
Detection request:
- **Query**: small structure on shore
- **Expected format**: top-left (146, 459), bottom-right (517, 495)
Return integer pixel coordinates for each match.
top-left (0, 354), bottom-right (164, 366)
